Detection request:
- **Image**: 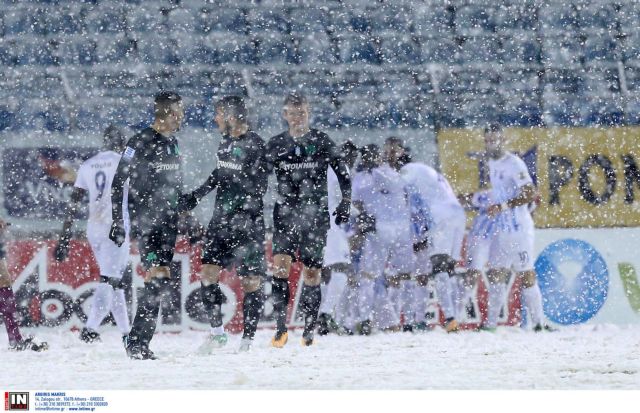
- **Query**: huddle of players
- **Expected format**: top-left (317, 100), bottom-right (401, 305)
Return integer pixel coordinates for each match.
top-left (1, 91), bottom-right (549, 355)
top-left (315, 126), bottom-right (554, 336)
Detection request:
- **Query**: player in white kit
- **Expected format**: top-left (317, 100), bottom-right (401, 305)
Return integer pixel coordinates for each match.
top-left (397, 143), bottom-right (466, 333)
top-left (481, 124), bottom-right (552, 332)
top-left (317, 141), bottom-right (359, 335)
top-left (352, 140), bottom-right (414, 334)
top-left (54, 125), bottom-right (131, 343)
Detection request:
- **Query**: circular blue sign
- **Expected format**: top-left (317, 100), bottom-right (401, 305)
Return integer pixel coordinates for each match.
top-left (535, 239), bottom-right (609, 325)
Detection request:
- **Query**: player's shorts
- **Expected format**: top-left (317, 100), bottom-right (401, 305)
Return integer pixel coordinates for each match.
top-left (272, 203), bottom-right (328, 269)
top-left (488, 225), bottom-right (535, 272)
top-left (87, 222), bottom-right (130, 279)
top-left (360, 221), bottom-right (414, 279)
top-left (323, 227), bottom-right (351, 267)
top-left (202, 218), bottom-right (266, 277)
top-left (133, 212), bottom-right (179, 271)
top-left (465, 233), bottom-right (491, 271)
top-left (414, 210), bottom-right (465, 275)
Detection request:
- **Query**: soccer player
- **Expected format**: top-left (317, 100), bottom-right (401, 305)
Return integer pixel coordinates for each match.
top-left (266, 92), bottom-right (351, 347)
top-left (179, 96), bottom-right (268, 353)
top-left (317, 140), bottom-right (359, 335)
top-left (110, 91), bottom-right (185, 359)
top-left (397, 141), bottom-right (466, 333)
top-left (481, 123), bottom-right (551, 332)
top-left (0, 219), bottom-right (48, 351)
top-left (352, 140), bottom-right (414, 335)
top-left (54, 125), bottom-right (132, 343)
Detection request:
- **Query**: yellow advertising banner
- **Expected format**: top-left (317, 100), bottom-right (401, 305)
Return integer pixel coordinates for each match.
top-left (437, 127), bottom-right (640, 228)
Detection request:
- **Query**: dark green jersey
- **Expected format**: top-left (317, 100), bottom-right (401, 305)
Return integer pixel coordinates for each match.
top-left (111, 127), bottom-right (183, 222)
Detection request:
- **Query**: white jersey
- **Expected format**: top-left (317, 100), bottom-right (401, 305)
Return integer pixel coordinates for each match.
top-left (327, 167), bottom-right (342, 231)
top-left (352, 164), bottom-right (410, 224)
top-left (74, 151), bottom-right (129, 229)
top-left (469, 190), bottom-right (497, 240)
top-left (400, 162), bottom-right (464, 240)
top-left (488, 152), bottom-right (534, 233)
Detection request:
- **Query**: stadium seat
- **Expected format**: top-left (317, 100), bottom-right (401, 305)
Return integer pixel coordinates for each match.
top-left (1, 7), bottom-right (33, 36)
top-left (455, 5), bottom-right (496, 35)
top-left (577, 2), bottom-right (618, 32)
top-left (251, 68), bottom-right (290, 97)
top-left (619, 2), bottom-right (640, 35)
top-left (166, 7), bottom-right (196, 33)
top-left (583, 33), bottom-right (618, 62)
top-left (289, 7), bottom-right (329, 33)
top-left (294, 33), bottom-right (337, 65)
top-left (621, 32), bottom-right (640, 63)
top-left (256, 34), bottom-right (295, 65)
top-left (500, 32), bottom-right (541, 65)
top-left (538, 2), bottom-right (578, 31)
top-left (44, 6), bottom-right (83, 35)
top-left (420, 36), bottom-right (458, 64)
top-left (336, 34), bottom-right (381, 64)
top-left (85, 4), bottom-right (127, 34)
top-left (494, 3), bottom-right (537, 32)
top-left (95, 35), bottom-right (137, 64)
top-left (412, 3), bottom-right (452, 36)
top-left (459, 36), bottom-right (500, 64)
top-left (367, 4), bottom-right (411, 32)
top-left (541, 34), bottom-right (583, 67)
top-left (125, 6), bottom-right (164, 33)
top-left (378, 34), bottom-right (421, 65)
top-left (198, 7), bottom-right (248, 34)
top-left (246, 7), bottom-right (288, 34)
top-left (289, 69), bottom-right (336, 97)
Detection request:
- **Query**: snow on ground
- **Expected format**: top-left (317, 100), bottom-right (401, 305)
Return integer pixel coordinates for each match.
top-left (2, 325), bottom-right (639, 390)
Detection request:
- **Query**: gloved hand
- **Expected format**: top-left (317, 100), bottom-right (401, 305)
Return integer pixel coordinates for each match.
top-left (109, 220), bottom-right (126, 247)
top-left (333, 199), bottom-right (351, 226)
top-left (178, 193), bottom-right (199, 212)
top-left (413, 238), bottom-right (429, 253)
top-left (356, 211), bottom-right (376, 234)
top-left (54, 237), bottom-right (70, 262)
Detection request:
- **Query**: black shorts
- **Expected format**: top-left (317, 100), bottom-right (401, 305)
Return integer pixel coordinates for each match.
top-left (202, 219), bottom-right (266, 278)
top-left (133, 213), bottom-right (179, 270)
top-left (272, 204), bottom-right (327, 269)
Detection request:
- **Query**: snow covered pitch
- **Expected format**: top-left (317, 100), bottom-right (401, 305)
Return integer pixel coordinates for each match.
top-left (2, 325), bottom-right (638, 390)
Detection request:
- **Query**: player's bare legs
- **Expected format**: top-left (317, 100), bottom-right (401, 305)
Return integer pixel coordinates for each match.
top-left (485, 268), bottom-right (510, 330)
top-left (519, 269), bottom-right (553, 331)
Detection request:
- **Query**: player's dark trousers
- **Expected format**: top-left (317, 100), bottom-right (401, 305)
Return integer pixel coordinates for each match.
top-left (300, 284), bottom-right (321, 338)
top-left (128, 278), bottom-right (164, 348)
top-left (242, 289), bottom-right (264, 340)
top-left (272, 278), bottom-right (289, 334)
top-left (200, 283), bottom-right (224, 329)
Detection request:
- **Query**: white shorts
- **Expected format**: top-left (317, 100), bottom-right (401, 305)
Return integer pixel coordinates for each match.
top-left (488, 226), bottom-right (534, 273)
top-left (87, 223), bottom-right (130, 279)
top-left (323, 227), bottom-right (351, 267)
top-left (360, 222), bottom-right (414, 278)
top-left (465, 234), bottom-right (491, 271)
top-left (414, 211), bottom-right (465, 275)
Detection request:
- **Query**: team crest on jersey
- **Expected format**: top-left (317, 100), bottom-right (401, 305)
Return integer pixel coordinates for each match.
top-left (305, 144), bottom-right (317, 155)
top-left (232, 147), bottom-right (243, 158)
top-left (123, 146), bottom-right (135, 161)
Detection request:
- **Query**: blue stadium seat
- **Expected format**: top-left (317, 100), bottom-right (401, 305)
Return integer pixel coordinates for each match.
top-left (294, 33), bottom-right (337, 65)
top-left (198, 7), bottom-right (247, 34)
top-left (584, 33), bottom-right (618, 62)
top-left (290, 69), bottom-right (335, 97)
top-left (251, 68), bottom-right (290, 96)
top-left (336, 34), bottom-right (381, 64)
top-left (166, 7), bottom-right (196, 33)
top-left (289, 7), bottom-right (329, 33)
top-left (619, 2), bottom-right (640, 35)
top-left (85, 5), bottom-right (127, 34)
top-left (539, 3), bottom-right (578, 31)
top-left (621, 33), bottom-right (640, 63)
top-left (500, 32), bottom-right (540, 65)
top-left (379, 35), bottom-right (421, 65)
top-left (420, 36), bottom-right (457, 64)
top-left (412, 3), bottom-right (452, 36)
top-left (95, 36), bottom-right (136, 64)
top-left (577, 2), bottom-right (618, 32)
top-left (338, 98), bottom-right (383, 128)
top-left (368, 4), bottom-right (411, 32)
top-left (2, 7), bottom-right (32, 35)
top-left (459, 36), bottom-right (500, 64)
top-left (208, 70), bottom-right (247, 96)
top-left (582, 96), bottom-right (624, 126)
top-left (256, 34), bottom-right (295, 65)
top-left (494, 3), bottom-right (537, 32)
top-left (45, 7), bottom-right (83, 35)
top-left (247, 7), bottom-right (288, 33)
top-left (125, 6), bottom-right (164, 33)
top-left (455, 5), bottom-right (496, 35)
top-left (136, 36), bottom-right (180, 65)
top-left (544, 68), bottom-right (585, 94)
top-left (543, 89), bottom-right (585, 126)
top-left (541, 34), bottom-right (583, 66)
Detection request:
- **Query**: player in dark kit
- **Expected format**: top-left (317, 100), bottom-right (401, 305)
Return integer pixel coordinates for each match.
top-left (266, 93), bottom-right (351, 347)
top-left (109, 91), bottom-right (185, 360)
top-left (0, 219), bottom-right (48, 351)
top-left (180, 96), bottom-right (268, 353)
